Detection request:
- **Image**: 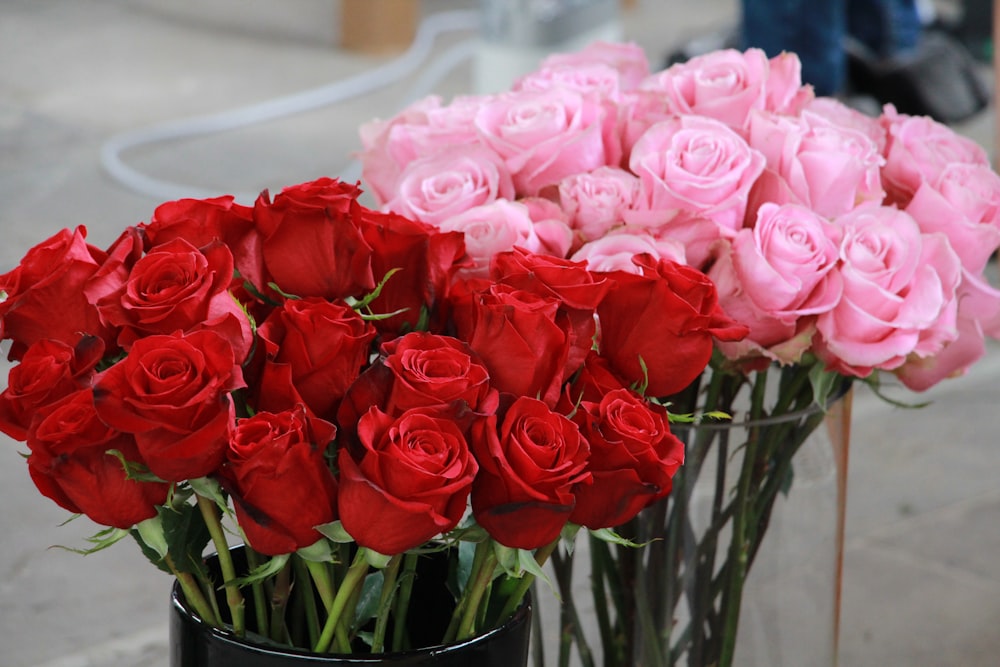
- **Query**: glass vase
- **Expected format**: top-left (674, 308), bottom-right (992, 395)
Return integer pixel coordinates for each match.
top-left (547, 374), bottom-right (853, 667)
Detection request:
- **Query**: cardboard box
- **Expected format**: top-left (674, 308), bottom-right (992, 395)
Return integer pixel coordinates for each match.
top-left (340, 0), bottom-right (419, 54)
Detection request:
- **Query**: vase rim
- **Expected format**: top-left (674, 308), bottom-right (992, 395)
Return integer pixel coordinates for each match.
top-left (170, 575), bottom-right (532, 663)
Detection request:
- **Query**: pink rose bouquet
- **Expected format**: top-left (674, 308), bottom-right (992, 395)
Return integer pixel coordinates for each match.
top-left (359, 41), bottom-right (1000, 666)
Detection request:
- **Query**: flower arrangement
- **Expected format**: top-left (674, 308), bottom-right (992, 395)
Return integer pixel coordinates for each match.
top-left (0, 176), bottom-right (748, 658)
top-left (357, 41), bottom-right (1000, 665)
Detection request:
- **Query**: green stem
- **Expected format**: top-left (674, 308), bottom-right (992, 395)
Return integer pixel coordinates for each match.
top-left (167, 555), bottom-right (221, 627)
top-left (313, 549), bottom-right (369, 653)
top-left (269, 559), bottom-right (292, 644)
top-left (497, 539), bottom-right (557, 622)
top-left (717, 372), bottom-right (768, 666)
top-left (293, 554), bottom-right (322, 648)
top-left (551, 549), bottom-right (596, 667)
top-left (371, 555), bottom-right (403, 653)
top-left (196, 494), bottom-right (245, 636)
top-left (456, 541), bottom-right (499, 641)
top-left (392, 552), bottom-right (420, 652)
top-left (243, 547), bottom-right (270, 639)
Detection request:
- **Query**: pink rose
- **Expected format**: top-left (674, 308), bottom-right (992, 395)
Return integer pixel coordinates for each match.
top-left (815, 205), bottom-right (962, 376)
top-left (519, 197), bottom-right (574, 258)
top-left (628, 115), bottom-right (766, 233)
top-left (558, 167), bottom-right (641, 241)
top-left (474, 88), bottom-right (619, 195)
top-left (359, 95), bottom-right (488, 205)
top-left (532, 41), bottom-right (650, 91)
top-left (710, 203), bottom-right (843, 363)
top-left (437, 200), bottom-right (546, 279)
top-left (570, 231), bottom-right (686, 273)
top-left (905, 163), bottom-right (1000, 273)
top-left (880, 105), bottom-right (990, 205)
top-left (748, 109), bottom-right (884, 219)
top-left (383, 144), bottom-right (514, 225)
top-left (515, 61), bottom-right (625, 101)
top-left (638, 48), bottom-right (810, 131)
top-left (895, 273), bottom-right (1000, 391)
top-left (805, 97), bottom-right (887, 153)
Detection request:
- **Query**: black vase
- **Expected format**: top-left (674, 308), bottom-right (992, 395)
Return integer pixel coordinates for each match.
top-left (169, 547), bottom-right (532, 667)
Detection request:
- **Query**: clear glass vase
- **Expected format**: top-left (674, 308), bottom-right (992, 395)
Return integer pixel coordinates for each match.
top-left (545, 374), bottom-right (853, 667)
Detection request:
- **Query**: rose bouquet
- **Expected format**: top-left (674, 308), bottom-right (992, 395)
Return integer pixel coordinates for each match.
top-left (357, 42), bottom-right (1000, 665)
top-left (0, 176), bottom-right (750, 661)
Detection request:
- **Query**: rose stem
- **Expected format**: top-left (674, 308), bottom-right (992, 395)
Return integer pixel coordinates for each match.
top-left (371, 554), bottom-right (403, 653)
top-left (717, 372), bottom-right (767, 667)
top-left (497, 539), bottom-right (558, 621)
top-left (313, 548), bottom-right (369, 653)
top-left (443, 539), bottom-right (489, 643)
top-left (196, 494), bottom-right (246, 636)
top-left (456, 541), bottom-right (499, 641)
top-left (242, 547), bottom-right (270, 638)
top-left (391, 552), bottom-right (420, 652)
top-left (293, 556), bottom-right (322, 648)
top-left (167, 554), bottom-right (221, 627)
top-left (269, 559), bottom-right (292, 644)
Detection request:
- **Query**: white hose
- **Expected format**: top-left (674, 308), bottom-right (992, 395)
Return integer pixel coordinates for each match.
top-left (100, 10), bottom-right (480, 203)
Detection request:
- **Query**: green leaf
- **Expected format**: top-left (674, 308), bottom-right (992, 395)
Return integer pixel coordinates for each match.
top-left (160, 502), bottom-right (212, 574)
top-left (808, 364), bottom-right (841, 410)
top-left (230, 554), bottom-right (290, 587)
top-left (296, 537), bottom-right (334, 563)
top-left (105, 449), bottom-right (167, 483)
top-left (589, 527), bottom-right (645, 549)
top-left (364, 548), bottom-right (393, 569)
top-left (189, 477), bottom-right (228, 511)
top-left (52, 526), bottom-right (130, 556)
top-left (134, 516), bottom-right (168, 560)
top-left (780, 464), bottom-right (795, 497)
top-left (353, 571), bottom-right (386, 630)
top-left (559, 523), bottom-right (582, 555)
top-left (266, 282), bottom-right (301, 300)
top-left (315, 520), bottom-right (355, 544)
top-left (348, 267), bottom-right (402, 311)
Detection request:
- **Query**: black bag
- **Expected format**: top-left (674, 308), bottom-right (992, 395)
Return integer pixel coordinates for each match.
top-left (847, 29), bottom-right (991, 124)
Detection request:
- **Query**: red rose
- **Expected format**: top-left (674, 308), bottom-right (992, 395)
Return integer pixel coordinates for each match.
top-left (596, 256), bottom-right (749, 397)
top-left (568, 388), bottom-right (683, 529)
top-left (224, 405), bottom-right (338, 556)
top-left (338, 407), bottom-right (478, 555)
top-left (450, 280), bottom-right (570, 407)
top-left (471, 396), bottom-right (591, 549)
top-left (141, 196), bottom-right (262, 293)
top-left (253, 178), bottom-right (375, 299)
top-left (0, 226), bottom-right (113, 360)
top-left (338, 332), bottom-right (498, 439)
top-left (0, 335), bottom-right (105, 441)
top-left (93, 330), bottom-right (245, 482)
top-left (26, 389), bottom-right (169, 529)
top-left (254, 298), bottom-right (377, 419)
top-left (91, 238), bottom-right (253, 361)
top-left (491, 248), bottom-right (611, 381)
top-left (355, 208), bottom-right (466, 337)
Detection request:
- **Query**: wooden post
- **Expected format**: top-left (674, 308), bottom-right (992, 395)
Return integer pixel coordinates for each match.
top-left (340, 0), bottom-right (419, 54)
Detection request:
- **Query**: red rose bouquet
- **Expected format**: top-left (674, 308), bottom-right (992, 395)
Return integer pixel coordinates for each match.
top-left (0, 176), bottom-right (747, 658)
top-left (358, 41), bottom-right (1000, 666)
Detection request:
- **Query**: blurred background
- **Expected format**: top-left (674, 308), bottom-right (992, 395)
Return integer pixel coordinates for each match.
top-left (2, 1), bottom-right (998, 665)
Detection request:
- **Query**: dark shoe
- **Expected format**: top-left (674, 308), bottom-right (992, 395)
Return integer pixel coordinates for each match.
top-left (846, 30), bottom-right (991, 124)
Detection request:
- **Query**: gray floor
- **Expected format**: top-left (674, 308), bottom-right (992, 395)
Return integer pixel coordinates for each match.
top-left (2, 1), bottom-right (999, 666)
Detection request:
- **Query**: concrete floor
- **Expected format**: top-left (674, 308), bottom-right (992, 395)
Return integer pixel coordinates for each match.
top-left (1, 1), bottom-right (999, 665)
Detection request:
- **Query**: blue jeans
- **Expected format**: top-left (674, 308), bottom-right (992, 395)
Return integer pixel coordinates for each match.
top-left (740, 0), bottom-right (921, 95)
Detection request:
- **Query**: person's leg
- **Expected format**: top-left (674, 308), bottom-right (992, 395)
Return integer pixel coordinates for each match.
top-left (741, 0), bottom-right (847, 95)
top-left (846, 0), bottom-right (921, 58)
